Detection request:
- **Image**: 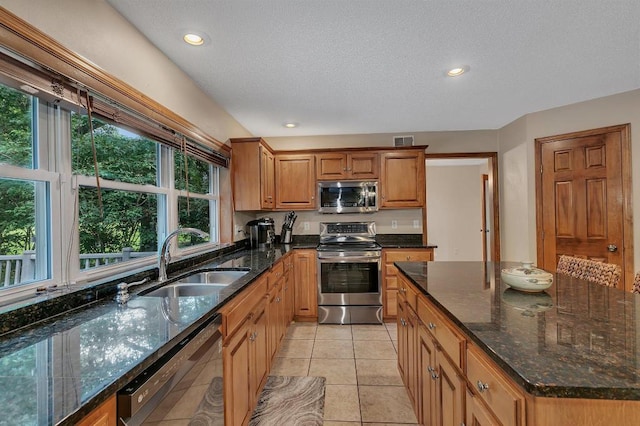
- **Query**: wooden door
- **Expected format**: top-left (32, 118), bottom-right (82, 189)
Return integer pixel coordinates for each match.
top-left (406, 309), bottom-right (418, 406)
top-left (316, 152), bottom-right (348, 180)
top-left (466, 389), bottom-right (499, 426)
top-left (250, 300), bottom-right (269, 404)
top-left (224, 322), bottom-right (252, 426)
top-left (536, 124), bottom-right (632, 289)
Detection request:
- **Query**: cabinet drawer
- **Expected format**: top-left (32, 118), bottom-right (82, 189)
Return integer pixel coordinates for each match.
top-left (384, 250), bottom-right (432, 263)
top-left (417, 297), bottom-right (464, 367)
top-left (398, 278), bottom-right (417, 311)
top-left (466, 344), bottom-right (524, 426)
top-left (385, 289), bottom-right (398, 317)
top-left (268, 260), bottom-right (284, 289)
top-left (220, 277), bottom-right (267, 338)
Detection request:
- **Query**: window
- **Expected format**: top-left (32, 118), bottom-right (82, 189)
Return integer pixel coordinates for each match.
top-left (174, 151), bottom-right (219, 248)
top-left (0, 85), bottom-right (53, 294)
top-left (0, 79), bottom-right (222, 299)
top-left (72, 113), bottom-right (163, 271)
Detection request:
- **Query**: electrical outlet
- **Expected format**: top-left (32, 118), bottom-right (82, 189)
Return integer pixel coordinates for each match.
top-left (391, 220), bottom-right (398, 229)
top-left (235, 225), bottom-right (244, 234)
top-left (413, 220), bottom-right (420, 229)
top-left (303, 222), bottom-right (310, 231)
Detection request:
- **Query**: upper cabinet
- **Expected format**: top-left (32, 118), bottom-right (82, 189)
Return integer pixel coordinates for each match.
top-left (230, 138), bottom-right (275, 211)
top-left (380, 150), bottom-right (425, 208)
top-left (275, 154), bottom-right (316, 209)
top-left (316, 151), bottom-right (379, 180)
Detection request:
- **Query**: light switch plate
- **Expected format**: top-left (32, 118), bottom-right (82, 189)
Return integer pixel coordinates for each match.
top-left (391, 220), bottom-right (398, 229)
top-left (303, 222), bottom-right (310, 231)
top-left (413, 220), bottom-right (420, 229)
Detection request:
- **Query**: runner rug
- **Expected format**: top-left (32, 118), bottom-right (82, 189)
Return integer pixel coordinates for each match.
top-left (249, 376), bottom-right (326, 426)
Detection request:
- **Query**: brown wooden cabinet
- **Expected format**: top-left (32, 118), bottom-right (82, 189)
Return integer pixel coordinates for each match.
top-left (398, 272), bottom-right (465, 426)
top-left (76, 395), bottom-right (116, 426)
top-left (267, 259), bottom-right (286, 363)
top-left (220, 275), bottom-right (270, 426)
top-left (466, 389), bottom-right (500, 426)
top-left (293, 249), bottom-right (318, 320)
top-left (283, 253), bottom-right (295, 323)
top-left (275, 154), bottom-right (316, 209)
top-left (230, 138), bottom-right (276, 211)
top-left (380, 149), bottom-right (425, 208)
top-left (382, 248), bottom-right (433, 320)
top-left (316, 151), bottom-right (379, 180)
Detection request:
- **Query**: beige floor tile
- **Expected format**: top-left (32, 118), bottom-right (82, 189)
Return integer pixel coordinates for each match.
top-left (156, 420), bottom-right (192, 426)
top-left (354, 340), bottom-right (397, 360)
top-left (351, 324), bottom-right (387, 331)
top-left (313, 339), bottom-right (355, 359)
top-left (391, 339), bottom-right (398, 353)
top-left (316, 324), bottom-right (353, 340)
top-left (286, 322), bottom-right (318, 339)
top-left (385, 322), bottom-right (398, 341)
top-left (270, 357), bottom-right (310, 376)
top-left (276, 338), bottom-right (315, 358)
top-left (359, 386), bottom-right (418, 424)
top-left (356, 359), bottom-right (403, 386)
top-left (324, 385), bottom-right (362, 422)
top-left (309, 358), bottom-right (357, 384)
top-left (352, 328), bottom-right (392, 341)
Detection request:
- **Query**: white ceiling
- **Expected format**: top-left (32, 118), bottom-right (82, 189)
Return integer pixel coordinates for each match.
top-left (106, 0), bottom-right (640, 138)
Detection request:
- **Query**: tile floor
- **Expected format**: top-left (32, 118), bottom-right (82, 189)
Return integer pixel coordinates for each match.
top-left (270, 322), bottom-right (419, 426)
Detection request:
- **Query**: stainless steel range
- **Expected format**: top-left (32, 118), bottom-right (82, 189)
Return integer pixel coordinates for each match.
top-left (317, 221), bottom-right (382, 324)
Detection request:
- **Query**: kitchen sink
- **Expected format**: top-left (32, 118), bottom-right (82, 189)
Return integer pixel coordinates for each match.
top-left (176, 269), bottom-right (249, 285)
top-left (142, 284), bottom-right (222, 298)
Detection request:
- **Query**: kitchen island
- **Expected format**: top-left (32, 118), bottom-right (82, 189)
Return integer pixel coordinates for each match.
top-left (395, 261), bottom-right (640, 425)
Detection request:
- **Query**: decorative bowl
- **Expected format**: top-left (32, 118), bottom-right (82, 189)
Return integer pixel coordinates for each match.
top-left (500, 262), bottom-right (553, 293)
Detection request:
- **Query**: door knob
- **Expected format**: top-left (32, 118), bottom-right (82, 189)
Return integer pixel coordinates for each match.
top-left (607, 244), bottom-right (618, 252)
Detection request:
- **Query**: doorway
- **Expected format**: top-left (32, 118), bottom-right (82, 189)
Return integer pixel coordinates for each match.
top-left (425, 153), bottom-right (500, 262)
top-left (535, 124), bottom-right (633, 291)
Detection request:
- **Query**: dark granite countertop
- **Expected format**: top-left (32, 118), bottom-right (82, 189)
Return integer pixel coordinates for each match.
top-left (395, 261), bottom-right (640, 400)
top-left (0, 245), bottom-right (297, 426)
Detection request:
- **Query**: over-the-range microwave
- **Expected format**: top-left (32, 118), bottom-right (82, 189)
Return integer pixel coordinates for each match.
top-left (317, 180), bottom-right (378, 213)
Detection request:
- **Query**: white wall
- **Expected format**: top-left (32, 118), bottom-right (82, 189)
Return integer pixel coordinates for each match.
top-left (426, 163), bottom-right (484, 261)
top-left (2, 0), bottom-right (251, 144)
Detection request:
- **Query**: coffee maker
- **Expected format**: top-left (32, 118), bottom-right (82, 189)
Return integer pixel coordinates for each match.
top-left (247, 217), bottom-right (275, 248)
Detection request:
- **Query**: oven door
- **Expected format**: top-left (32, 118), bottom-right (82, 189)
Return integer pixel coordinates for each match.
top-left (317, 255), bottom-right (382, 306)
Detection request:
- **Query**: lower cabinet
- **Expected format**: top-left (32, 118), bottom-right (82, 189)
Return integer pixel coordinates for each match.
top-left (294, 249), bottom-right (318, 320)
top-left (220, 255), bottom-right (302, 425)
top-left (77, 394), bottom-right (116, 426)
top-left (383, 248), bottom-right (433, 320)
top-left (397, 271), bottom-right (524, 426)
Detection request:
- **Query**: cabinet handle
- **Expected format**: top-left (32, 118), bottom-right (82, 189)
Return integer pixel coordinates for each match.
top-left (477, 380), bottom-right (489, 393)
top-left (428, 322), bottom-right (436, 330)
top-left (276, 297), bottom-right (281, 303)
top-left (427, 365), bottom-right (434, 373)
top-left (249, 332), bottom-right (256, 342)
top-left (400, 318), bottom-right (406, 327)
top-left (406, 256), bottom-right (411, 260)
top-left (431, 372), bottom-right (439, 380)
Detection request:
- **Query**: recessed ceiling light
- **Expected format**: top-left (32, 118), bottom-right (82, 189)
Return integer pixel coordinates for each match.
top-left (446, 66), bottom-right (470, 77)
top-left (183, 33), bottom-right (205, 46)
top-left (283, 122), bottom-right (298, 128)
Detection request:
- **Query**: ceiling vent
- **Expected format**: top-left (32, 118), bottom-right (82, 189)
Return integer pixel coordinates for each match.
top-left (393, 135), bottom-right (414, 147)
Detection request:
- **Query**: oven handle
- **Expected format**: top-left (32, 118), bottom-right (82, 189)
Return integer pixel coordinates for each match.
top-left (318, 256), bottom-right (380, 263)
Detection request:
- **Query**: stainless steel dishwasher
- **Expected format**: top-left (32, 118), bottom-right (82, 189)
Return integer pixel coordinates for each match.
top-left (117, 314), bottom-right (224, 425)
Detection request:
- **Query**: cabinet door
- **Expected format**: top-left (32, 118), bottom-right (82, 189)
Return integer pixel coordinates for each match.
top-left (316, 152), bottom-right (348, 180)
top-left (294, 249), bottom-right (318, 319)
top-left (284, 255), bottom-right (295, 322)
top-left (382, 249), bottom-right (433, 320)
top-left (406, 308), bottom-right (418, 406)
top-left (260, 146), bottom-right (275, 208)
top-left (435, 349), bottom-right (465, 426)
top-left (466, 389), bottom-right (500, 426)
top-left (349, 152), bottom-right (379, 179)
top-left (224, 322), bottom-right (252, 426)
top-left (275, 154), bottom-right (316, 209)
top-left (380, 150), bottom-right (425, 208)
top-left (397, 298), bottom-right (408, 382)
top-left (250, 301), bottom-right (269, 404)
top-left (418, 326), bottom-right (437, 426)
top-left (76, 395), bottom-right (116, 426)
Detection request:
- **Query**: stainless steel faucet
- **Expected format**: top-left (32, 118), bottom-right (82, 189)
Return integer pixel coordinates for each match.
top-left (158, 228), bottom-right (209, 282)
